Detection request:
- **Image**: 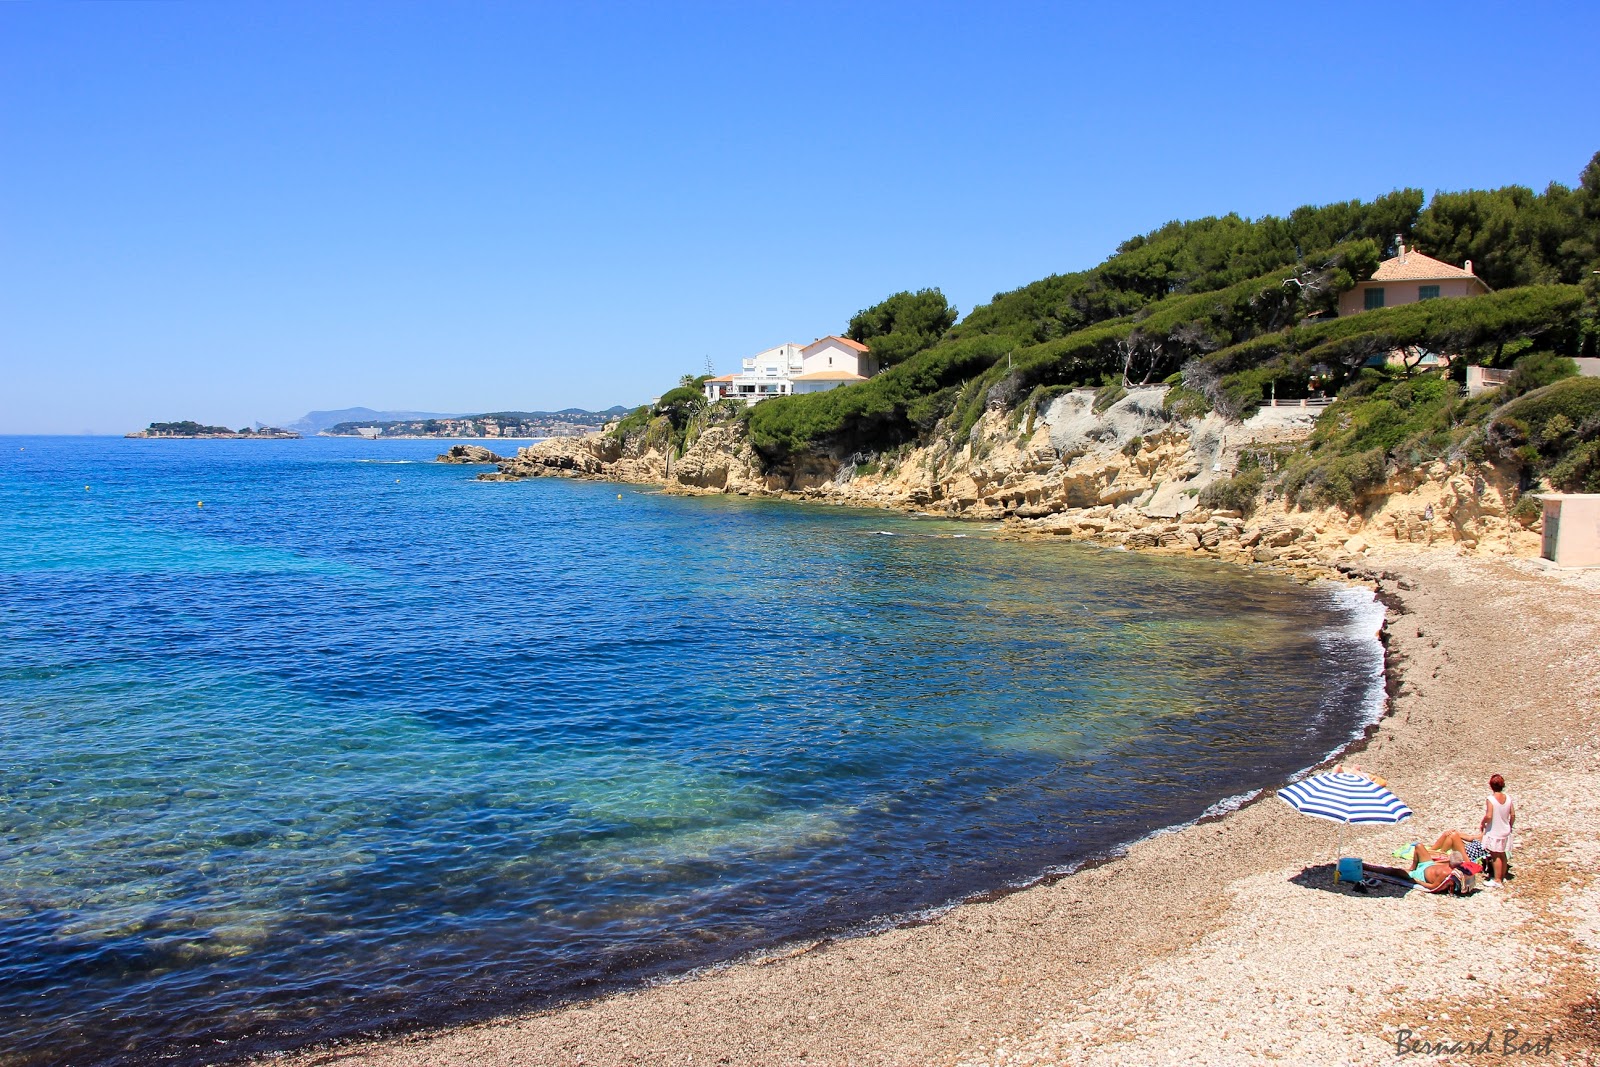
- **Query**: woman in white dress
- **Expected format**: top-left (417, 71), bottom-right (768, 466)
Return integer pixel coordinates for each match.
top-left (1480, 773), bottom-right (1515, 885)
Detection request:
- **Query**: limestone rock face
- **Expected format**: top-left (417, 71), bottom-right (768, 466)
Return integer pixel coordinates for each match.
top-left (467, 383), bottom-right (1546, 572)
top-left (483, 434), bottom-right (623, 479)
top-left (437, 444), bottom-right (504, 464)
top-left (479, 425), bottom-right (773, 494)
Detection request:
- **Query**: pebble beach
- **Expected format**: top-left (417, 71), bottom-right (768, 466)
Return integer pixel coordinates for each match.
top-left (271, 551), bottom-right (1600, 1066)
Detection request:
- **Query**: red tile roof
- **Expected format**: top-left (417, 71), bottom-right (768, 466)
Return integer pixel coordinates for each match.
top-left (1369, 250), bottom-right (1482, 283)
top-left (803, 335), bottom-right (871, 353)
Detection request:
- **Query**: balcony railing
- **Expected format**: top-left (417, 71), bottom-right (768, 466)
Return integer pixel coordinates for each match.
top-left (1265, 397), bottom-right (1334, 409)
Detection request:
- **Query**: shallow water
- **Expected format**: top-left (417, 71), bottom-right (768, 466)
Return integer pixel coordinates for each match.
top-left (0, 436), bottom-right (1383, 1065)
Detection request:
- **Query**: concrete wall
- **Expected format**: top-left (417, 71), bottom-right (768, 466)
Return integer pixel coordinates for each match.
top-left (1338, 278), bottom-right (1485, 317)
top-left (792, 380), bottom-right (846, 395)
top-left (1466, 365), bottom-right (1515, 398)
top-left (747, 344), bottom-right (804, 376)
top-left (1541, 494), bottom-right (1600, 567)
top-left (800, 339), bottom-right (868, 377)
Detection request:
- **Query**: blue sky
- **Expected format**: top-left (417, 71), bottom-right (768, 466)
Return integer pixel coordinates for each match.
top-left (2, 2), bottom-right (1596, 433)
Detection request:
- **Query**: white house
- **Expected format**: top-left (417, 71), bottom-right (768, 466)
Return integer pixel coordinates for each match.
top-left (704, 335), bottom-right (878, 405)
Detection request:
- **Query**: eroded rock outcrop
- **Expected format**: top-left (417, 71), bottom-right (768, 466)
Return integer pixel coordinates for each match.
top-left (473, 385), bottom-right (1543, 574)
top-left (436, 444), bottom-right (505, 464)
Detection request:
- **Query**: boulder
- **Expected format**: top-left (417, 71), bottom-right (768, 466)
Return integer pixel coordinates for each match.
top-left (437, 444), bottom-right (504, 464)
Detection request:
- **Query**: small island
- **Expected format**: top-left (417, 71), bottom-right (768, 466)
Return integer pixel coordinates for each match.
top-left (125, 421), bottom-right (301, 439)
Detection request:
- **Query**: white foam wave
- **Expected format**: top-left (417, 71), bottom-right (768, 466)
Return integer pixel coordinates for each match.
top-left (1282, 582), bottom-right (1389, 784)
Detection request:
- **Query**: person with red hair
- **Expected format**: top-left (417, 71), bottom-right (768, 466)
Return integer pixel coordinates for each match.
top-left (1480, 773), bottom-right (1515, 885)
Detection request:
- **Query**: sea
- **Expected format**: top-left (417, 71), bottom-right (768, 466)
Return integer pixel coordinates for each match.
top-left (0, 435), bottom-right (1386, 1066)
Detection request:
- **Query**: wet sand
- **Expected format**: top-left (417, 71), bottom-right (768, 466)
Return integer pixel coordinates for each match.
top-left (273, 552), bottom-right (1600, 1067)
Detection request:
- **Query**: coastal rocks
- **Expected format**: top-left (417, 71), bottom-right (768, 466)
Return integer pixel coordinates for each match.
top-left (436, 444), bottom-right (504, 464)
top-left (476, 423), bottom-right (774, 495)
top-left (483, 434), bottom-right (623, 480)
top-left (461, 380), bottom-right (1548, 577)
top-left (662, 424), bottom-right (770, 494)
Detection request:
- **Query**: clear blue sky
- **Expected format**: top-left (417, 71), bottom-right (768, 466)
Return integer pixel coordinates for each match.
top-left (2, 2), bottom-right (1596, 433)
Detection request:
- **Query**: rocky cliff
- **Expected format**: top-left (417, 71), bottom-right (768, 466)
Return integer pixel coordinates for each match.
top-left (481, 388), bottom-right (1541, 574)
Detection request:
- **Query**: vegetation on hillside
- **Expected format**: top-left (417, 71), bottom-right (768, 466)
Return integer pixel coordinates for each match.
top-left (1273, 350), bottom-right (1600, 510)
top-left (742, 152), bottom-right (1600, 465)
top-left (607, 374), bottom-right (749, 458)
top-left (846, 289), bottom-right (958, 368)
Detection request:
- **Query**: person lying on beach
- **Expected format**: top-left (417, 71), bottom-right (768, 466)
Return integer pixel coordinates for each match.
top-left (1365, 847), bottom-right (1470, 891)
top-left (1406, 850), bottom-right (1463, 890)
top-left (1416, 830), bottom-right (1484, 863)
top-left (1333, 762), bottom-right (1389, 788)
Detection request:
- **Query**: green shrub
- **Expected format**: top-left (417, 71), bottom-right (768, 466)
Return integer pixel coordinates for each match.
top-left (607, 405), bottom-right (655, 441)
top-left (1496, 351), bottom-right (1577, 400)
top-left (1093, 382), bottom-right (1128, 413)
top-left (1510, 495), bottom-right (1544, 526)
top-left (1282, 448), bottom-right (1389, 509)
top-left (1483, 376), bottom-right (1600, 486)
top-left (1547, 440), bottom-right (1600, 492)
top-left (1198, 469), bottom-right (1265, 514)
top-left (1490, 378), bottom-right (1600, 455)
top-left (1163, 384), bottom-right (1212, 418)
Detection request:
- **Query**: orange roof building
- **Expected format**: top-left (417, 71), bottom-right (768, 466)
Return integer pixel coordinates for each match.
top-left (1338, 243), bottom-right (1491, 316)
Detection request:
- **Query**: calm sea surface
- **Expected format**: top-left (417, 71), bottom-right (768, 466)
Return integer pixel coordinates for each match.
top-left (0, 436), bottom-right (1384, 1066)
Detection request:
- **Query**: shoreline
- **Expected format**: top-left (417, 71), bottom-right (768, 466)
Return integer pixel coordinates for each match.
top-left (264, 547), bottom-right (1599, 1065)
top-left (321, 434), bottom-right (552, 441)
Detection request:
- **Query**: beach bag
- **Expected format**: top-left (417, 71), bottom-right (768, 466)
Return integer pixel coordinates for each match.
top-left (1337, 857), bottom-right (1364, 883)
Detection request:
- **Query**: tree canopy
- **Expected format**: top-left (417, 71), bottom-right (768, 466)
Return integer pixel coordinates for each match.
top-left (742, 151), bottom-right (1600, 462)
top-left (846, 288), bottom-right (958, 368)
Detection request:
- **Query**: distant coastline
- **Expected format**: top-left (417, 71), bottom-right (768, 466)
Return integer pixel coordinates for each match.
top-left (319, 408), bottom-right (626, 440)
top-left (325, 434), bottom-right (547, 442)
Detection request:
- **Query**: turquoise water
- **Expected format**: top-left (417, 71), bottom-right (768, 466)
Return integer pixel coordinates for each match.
top-left (0, 436), bottom-right (1383, 1066)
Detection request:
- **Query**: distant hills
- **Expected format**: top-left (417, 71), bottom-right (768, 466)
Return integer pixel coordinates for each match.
top-left (319, 407), bottom-right (632, 439)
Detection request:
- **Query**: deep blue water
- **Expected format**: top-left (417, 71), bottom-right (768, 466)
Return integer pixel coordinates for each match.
top-left (0, 436), bottom-right (1384, 1066)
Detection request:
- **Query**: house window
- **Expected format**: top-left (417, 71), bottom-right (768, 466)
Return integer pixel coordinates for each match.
top-left (1418, 285), bottom-right (1440, 300)
top-left (1364, 288), bottom-right (1386, 310)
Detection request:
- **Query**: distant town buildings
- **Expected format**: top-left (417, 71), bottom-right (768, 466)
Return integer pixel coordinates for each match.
top-left (704, 335), bottom-right (877, 405)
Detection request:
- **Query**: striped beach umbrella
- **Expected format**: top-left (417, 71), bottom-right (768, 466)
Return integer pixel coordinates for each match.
top-left (1279, 771), bottom-right (1411, 882)
top-left (1279, 771), bottom-right (1413, 825)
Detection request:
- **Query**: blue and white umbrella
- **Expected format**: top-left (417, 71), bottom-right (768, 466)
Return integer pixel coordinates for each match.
top-left (1279, 771), bottom-right (1411, 881)
top-left (1279, 771), bottom-right (1413, 825)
